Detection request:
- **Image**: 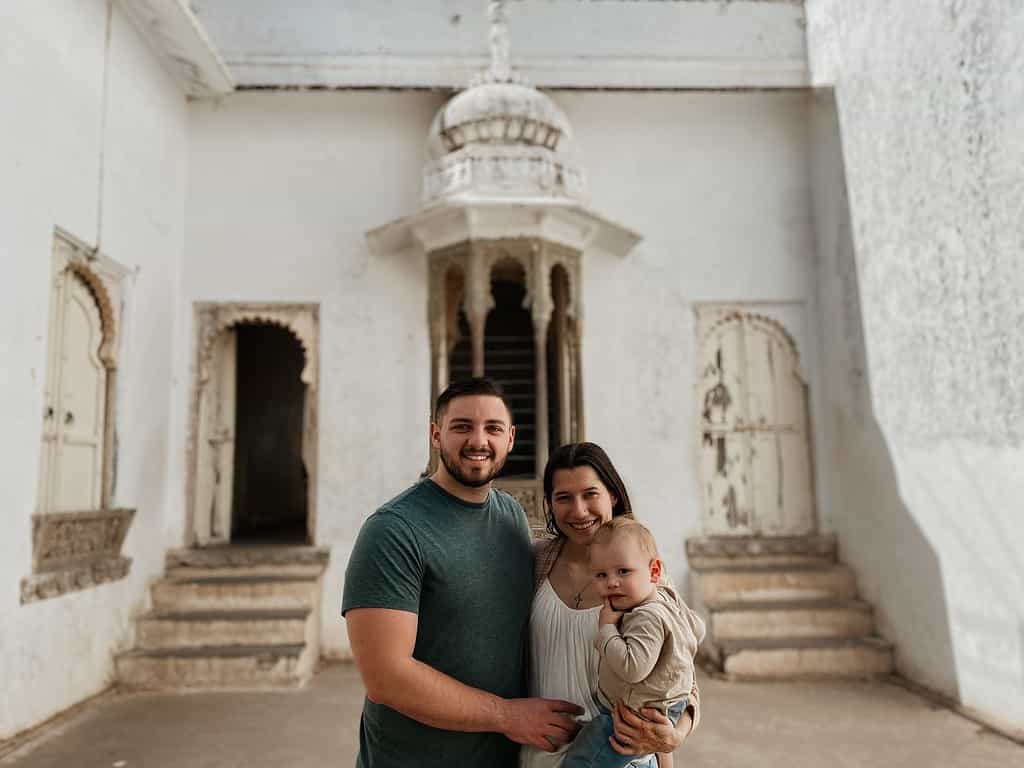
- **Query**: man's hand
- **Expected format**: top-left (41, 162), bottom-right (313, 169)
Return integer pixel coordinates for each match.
top-left (599, 599), bottom-right (624, 626)
top-left (500, 697), bottom-right (583, 751)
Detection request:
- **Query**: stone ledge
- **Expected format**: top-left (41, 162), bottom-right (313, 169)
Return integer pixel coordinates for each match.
top-left (20, 556), bottom-right (132, 604)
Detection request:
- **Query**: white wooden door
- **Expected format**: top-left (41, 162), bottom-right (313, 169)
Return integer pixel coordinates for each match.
top-left (193, 330), bottom-right (237, 545)
top-left (699, 314), bottom-right (814, 536)
top-left (38, 271), bottom-right (107, 513)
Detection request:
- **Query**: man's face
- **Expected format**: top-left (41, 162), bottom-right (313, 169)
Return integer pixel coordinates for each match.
top-left (591, 536), bottom-right (660, 611)
top-left (431, 395), bottom-right (515, 489)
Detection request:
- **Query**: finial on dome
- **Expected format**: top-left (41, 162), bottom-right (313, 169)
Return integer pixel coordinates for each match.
top-left (487, 1), bottom-right (511, 82)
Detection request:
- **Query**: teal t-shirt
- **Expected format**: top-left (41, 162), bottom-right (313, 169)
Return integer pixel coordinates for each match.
top-left (341, 479), bottom-right (534, 768)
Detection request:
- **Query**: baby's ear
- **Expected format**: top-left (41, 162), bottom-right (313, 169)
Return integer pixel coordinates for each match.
top-left (649, 558), bottom-right (663, 583)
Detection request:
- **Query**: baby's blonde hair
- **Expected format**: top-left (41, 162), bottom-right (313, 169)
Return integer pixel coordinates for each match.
top-left (591, 516), bottom-right (660, 560)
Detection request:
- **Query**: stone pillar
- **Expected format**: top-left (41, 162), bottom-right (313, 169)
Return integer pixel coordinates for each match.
top-left (531, 249), bottom-right (554, 475)
top-left (552, 268), bottom-right (571, 447)
top-left (466, 246), bottom-right (493, 377)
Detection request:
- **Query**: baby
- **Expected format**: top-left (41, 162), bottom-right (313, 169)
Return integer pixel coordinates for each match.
top-left (564, 517), bottom-right (705, 768)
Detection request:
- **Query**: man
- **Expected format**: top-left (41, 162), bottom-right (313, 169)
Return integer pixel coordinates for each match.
top-left (343, 378), bottom-right (582, 767)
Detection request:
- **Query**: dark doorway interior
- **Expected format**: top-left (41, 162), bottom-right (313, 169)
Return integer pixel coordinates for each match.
top-left (232, 323), bottom-right (308, 543)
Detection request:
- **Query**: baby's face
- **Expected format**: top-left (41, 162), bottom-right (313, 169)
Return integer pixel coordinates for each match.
top-left (590, 536), bottom-right (659, 611)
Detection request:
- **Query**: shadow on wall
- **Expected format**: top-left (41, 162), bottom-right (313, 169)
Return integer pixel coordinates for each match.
top-left (810, 89), bottom-right (959, 700)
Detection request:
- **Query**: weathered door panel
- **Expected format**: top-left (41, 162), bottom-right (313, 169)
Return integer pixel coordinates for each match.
top-left (39, 272), bottom-right (107, 513)
top-left (699, 312), bottom-right (815, 537)
top-left (55, 276), bottom-right (107, 511)
top-left (193, 330), bottom-right (236, 546)
top-left (701, 431), bottom-right (754, 535)
top-left (700, 321), bottom-right (754, 535)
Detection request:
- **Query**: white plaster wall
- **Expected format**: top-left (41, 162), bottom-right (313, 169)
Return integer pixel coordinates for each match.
top-left (182, 91), bottom-right (443, 656)
top-left (806, 0), bottom-right (1024, 730)
top-left (808, 93), bottom-right (960, 699)
top-left (180, 90), bottom-right (819, 656)
top-left (0, 1), bottom-right (188, 740)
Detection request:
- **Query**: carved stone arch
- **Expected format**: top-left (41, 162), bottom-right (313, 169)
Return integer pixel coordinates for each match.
top-left (198, 304), bottom-right (319, 388)
top-left (66, 263), bottom-right (117, 369)
top-left (545, 246), bottom-right (582, 320)
top-left (702, 311), bottom-right (803, 376)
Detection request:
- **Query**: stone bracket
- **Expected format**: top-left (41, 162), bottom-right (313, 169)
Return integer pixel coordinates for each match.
top-left (20, 509), bottom-right (135, 604)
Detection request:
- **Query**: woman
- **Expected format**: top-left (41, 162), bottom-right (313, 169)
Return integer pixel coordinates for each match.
top-left (520, 443), bottom-right (700, 768)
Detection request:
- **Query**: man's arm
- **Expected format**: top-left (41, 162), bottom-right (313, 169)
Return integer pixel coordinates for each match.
top-left (346, 607), bottom-right (582, 751)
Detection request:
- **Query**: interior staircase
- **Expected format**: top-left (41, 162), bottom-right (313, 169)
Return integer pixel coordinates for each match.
top-left (688, 535), bottom-right (894, 680)
top-left (116, 546), bottom-right (329, 690)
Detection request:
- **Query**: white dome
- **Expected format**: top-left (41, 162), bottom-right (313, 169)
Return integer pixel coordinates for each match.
top-left (426, 81), bottom-right (573, 160)
top-left (422, 78), bottom-right (587, 205)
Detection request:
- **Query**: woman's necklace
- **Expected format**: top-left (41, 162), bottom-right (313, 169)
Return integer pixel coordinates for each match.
top-left (571, 575), bottom-right (592, 609)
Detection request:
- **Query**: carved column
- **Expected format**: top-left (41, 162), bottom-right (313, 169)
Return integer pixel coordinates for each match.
top-left (531, 247), bottom-right (554, 474)
top-left (551, 267), bottom-right (571, 447)
top-left (466, 245), bottom-right (493, 377)
top-left (428, 257), bottom-right (445, 411)
top-left (569, 256), bottom-right (585, 440)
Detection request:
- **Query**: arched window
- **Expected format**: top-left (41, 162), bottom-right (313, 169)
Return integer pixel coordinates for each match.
top-left (428, 239), bottom-right (583, 530)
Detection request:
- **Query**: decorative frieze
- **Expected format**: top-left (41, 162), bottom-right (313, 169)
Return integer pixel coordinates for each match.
top-left (423, 150), bottom-right (587, 206)
top-left (21, 508), bottom-right (135, 604)
top-left (21, 557), bottom-right (132, 605)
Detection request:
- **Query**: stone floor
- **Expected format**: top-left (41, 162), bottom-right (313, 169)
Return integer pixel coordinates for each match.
top-left (2, 664), bottom-right (1021, 768)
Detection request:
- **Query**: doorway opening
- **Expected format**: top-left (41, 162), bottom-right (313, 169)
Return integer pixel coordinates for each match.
top-left (232, 324), bottom-right (308, 543)
top-left (190, 304), bottom-right (319, 548)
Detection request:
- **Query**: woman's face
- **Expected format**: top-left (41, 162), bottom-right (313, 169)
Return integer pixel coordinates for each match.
top-left (549, 465), bottom-right (618, 546)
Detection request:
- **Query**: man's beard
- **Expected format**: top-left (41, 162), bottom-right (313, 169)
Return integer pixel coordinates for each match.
top-left (439, 446), bottom-right (507, 489)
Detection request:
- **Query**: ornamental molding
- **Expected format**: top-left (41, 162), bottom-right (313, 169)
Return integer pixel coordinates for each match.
top-left (66, 263), bottom-right (119, 369)
top-left (698, 307), bottom-right (803, 367)
top-left (427, 238), bottom-right (581, 325)
top-left (423, 148), bottom-right (587, 206)
top-left (368, 201), bottom-right (639, 260)
top-left (21, 557), bottom-right (132, 605)
top-left (54, 229), bottom-right (129, 369)
top-left (21, 508), bottom-right (136, 604)
top-left (196, 303), bottom-right (319, 388)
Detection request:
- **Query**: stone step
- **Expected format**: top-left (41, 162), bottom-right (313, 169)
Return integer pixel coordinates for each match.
top-left (151, 574), bottom-right (320, 613)
top-left (165, 546), bottom-right (330, 571)
top-left (698, 565), bottom-right (857, 607)
top-left (137, 609), bottom-right (311, 650)
top-left (116, 644), bottom-right (314, 690)
top-left (719, 636), bottom-right (894, 680)
top-left (686, 534), bottom-right (838, 571)
top-left (710, 599), bottom-right (874, 640)
top-left (165, 563), bottom-right (325, 579)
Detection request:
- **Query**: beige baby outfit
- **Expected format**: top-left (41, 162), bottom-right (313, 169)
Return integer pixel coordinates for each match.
top-left (593, 584), bottom-right (706, 713)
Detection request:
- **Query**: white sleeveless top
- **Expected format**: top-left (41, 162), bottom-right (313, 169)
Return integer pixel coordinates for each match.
top-left (519, 578), bottom-right (602, 768)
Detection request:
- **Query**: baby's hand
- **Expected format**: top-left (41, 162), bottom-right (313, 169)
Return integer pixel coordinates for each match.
top-left (599, 599), bottom-right (624, 626)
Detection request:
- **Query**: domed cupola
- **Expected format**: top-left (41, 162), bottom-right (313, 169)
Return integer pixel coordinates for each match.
top-left (367, 1), bottom-right (641, 505)
top-left (422, 4), bottom-right (586, 204)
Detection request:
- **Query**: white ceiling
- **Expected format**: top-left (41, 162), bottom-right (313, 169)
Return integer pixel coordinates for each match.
top-left (185, 0), bottom-right (809, 89)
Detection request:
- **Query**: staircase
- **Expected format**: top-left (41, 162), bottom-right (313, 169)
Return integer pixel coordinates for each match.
top-left (688, 535), bottom-right (894, 680)
top-left (116, 546), bottom-right (329, 690)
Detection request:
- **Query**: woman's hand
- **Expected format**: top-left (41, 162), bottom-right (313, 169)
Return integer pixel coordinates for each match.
top-left (608, 701), bottom-right (693, 755)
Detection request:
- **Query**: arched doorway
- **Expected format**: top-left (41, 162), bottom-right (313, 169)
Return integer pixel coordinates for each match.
top-left (698, 311), bottom-right (816, 537)
top-left (190, 304), bottom-right (319, 546)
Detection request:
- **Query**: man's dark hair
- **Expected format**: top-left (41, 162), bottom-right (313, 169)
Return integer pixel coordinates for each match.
top-left (433, 377), bottom-right (515, 424)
